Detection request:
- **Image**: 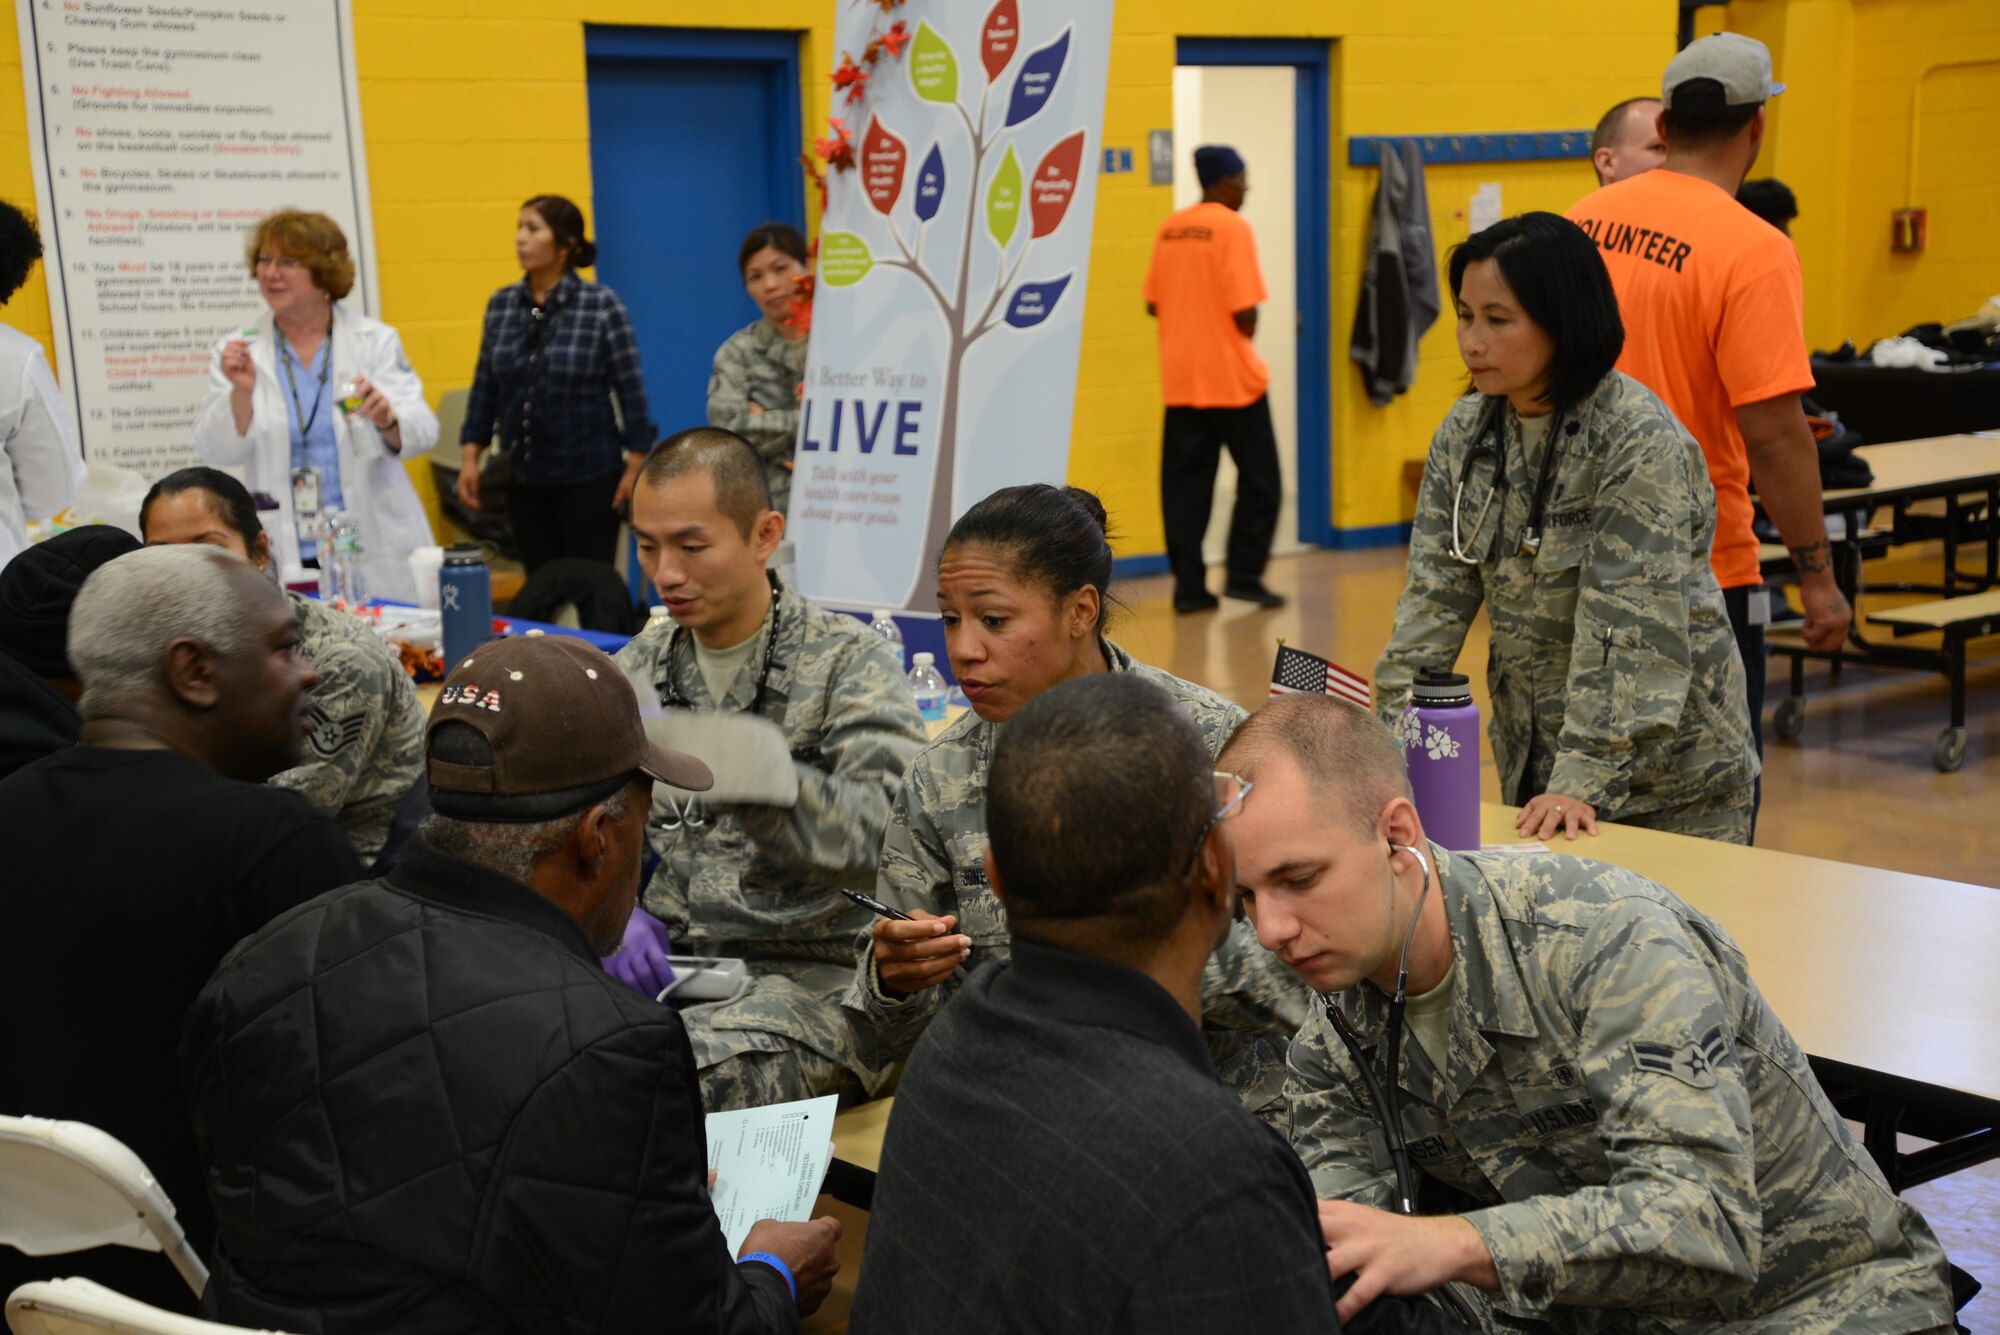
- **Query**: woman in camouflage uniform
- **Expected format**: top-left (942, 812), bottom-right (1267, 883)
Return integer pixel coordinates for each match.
top-left (1375, 213), bottom-right (1757, 845)
top-left (707, 223), bottom-right (812, 516)
top-left (846, 484), bottom-right (1309, 1115)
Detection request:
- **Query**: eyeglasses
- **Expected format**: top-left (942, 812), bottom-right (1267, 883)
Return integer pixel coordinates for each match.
top-left (1183, 771), bottom-right (1253, 880)
top-left (253, 254), bottom-right (304, 272)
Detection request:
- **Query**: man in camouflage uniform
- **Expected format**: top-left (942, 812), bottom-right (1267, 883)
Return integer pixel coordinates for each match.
top-left (274, 593), bottom-right (426, 868)
top-left (1222, 695), bottom-right (1956, 1334)
top-left (1375, 371), bottom-right (1756, 844)
top-left (844, 637), bottom-right (1311, 1119)
top-left (707, 319), bottom-right (809, 516)
top-left (615, 428), bottom-right (924, 1111)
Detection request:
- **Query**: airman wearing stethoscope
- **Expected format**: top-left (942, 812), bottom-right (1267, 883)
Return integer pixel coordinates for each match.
top-left (1373, 212), bottom-right (1757, 845)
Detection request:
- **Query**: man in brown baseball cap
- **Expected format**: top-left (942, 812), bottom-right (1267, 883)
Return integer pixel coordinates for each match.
top-left (182, 634), bottom-right (846, 1334)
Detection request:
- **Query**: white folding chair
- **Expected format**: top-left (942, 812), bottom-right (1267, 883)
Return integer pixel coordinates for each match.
top-left (0, 1119), bottom-right (206, 1297)
top-left (6, 1278), bottom-right (295, 1335)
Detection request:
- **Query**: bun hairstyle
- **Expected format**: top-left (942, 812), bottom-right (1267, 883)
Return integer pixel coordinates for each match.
top-left (522, 194), bottom-right (597, 270)
top-left (944, 484), bottom-right (1116, 633)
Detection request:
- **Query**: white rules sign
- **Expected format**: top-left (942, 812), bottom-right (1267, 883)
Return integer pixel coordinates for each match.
top-left (15, 0), bottom-right (375, 478)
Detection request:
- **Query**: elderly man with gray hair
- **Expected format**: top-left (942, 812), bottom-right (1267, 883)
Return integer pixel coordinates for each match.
top-left (0, 543), bottom-right (361, 1313)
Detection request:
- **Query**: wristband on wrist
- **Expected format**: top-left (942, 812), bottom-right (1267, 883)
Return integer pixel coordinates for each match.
top-left (738, 1251), bottom-right (796, 1302)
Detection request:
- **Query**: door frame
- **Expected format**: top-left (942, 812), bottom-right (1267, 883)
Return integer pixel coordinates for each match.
top-left (583, 25), bottom-right (808, 239)
top-left (1174, 38), bottom-right (1334, 548)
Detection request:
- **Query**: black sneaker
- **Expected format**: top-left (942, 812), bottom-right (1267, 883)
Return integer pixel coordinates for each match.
top-left (1174, 590), bottom-right (1220, 614)
top-left (1224, 583), bottom-right (1286, 609)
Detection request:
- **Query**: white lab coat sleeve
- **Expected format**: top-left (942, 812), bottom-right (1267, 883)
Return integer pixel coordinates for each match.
top-left (193, 335), bottom-right (258, 466)
top-left (10, 347), bottom-right (84, 521)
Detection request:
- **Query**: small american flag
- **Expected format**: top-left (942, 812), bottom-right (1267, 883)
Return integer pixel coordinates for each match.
top-left (1270, 643), bottom-right (1372, 709)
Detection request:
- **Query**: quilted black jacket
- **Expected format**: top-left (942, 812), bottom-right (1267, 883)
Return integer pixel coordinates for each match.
top-left (179, 837), bottom-right (797, 1335)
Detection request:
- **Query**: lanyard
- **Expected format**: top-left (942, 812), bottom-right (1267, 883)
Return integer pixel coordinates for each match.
top-left (657, 574), bottom-right (785, 714)
top-left (278, 314), bottom-right (334, 439)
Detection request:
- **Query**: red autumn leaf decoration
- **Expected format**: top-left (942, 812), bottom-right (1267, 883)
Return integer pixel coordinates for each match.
top-left (786, 272), bottom-right (816, 338)
top-left (813, 116), bottom-right (856, 172)
top-left (831, 53), bottom-right (870, 106)
top-left (879, 21), bottom-right (910, 58)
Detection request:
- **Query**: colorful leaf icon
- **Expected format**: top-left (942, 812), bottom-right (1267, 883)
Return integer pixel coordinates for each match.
top-left (909, 21), bottom-right (959, 104)
top-left (1004, 26), bottom-right (1069, 126)
top-left (1004, 275), bottom-right (1071, 328)
top-left (914, 142), bottom-right (946, 223)
top-left (818, 232), bottom-right (874, 287)
top-left (1029, 130), bottom-right (1085, 238)
top-left (985, 144), bottom-right (1023, 247)
top-left (980, 0), bottom-right (1020, 83)
top-left (861, 115), bottom-right (907, 215)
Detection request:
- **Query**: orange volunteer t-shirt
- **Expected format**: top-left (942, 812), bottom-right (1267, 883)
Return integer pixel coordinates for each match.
top-left (1567, 170), bottom-right (1814, 590)
top-left (1143, 201), bottom-right (1270, 409)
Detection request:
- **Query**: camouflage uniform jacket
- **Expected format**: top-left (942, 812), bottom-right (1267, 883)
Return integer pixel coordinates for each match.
top-left (844, 640), bottom-right (1312, 1100)
top-left (614, 578), bottom-right (925, 960)
top-left (707, 318), bottom-right (809, 516)
top-left (271, 592), bottom-right (425, 866)
top-left (1375, 373), bottom-right (1757, 820)
top-left (1287, 845), bottom-right (1956, 1333)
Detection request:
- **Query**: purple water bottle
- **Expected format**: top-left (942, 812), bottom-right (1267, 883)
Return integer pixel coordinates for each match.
top-left (1400, 669), bottom-right (1481, 851)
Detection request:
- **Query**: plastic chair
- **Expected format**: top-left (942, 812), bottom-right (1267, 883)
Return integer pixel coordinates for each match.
top-left (0, 1119), bottom-right (206, 1298)
top-left (6, 1278), bottom-right (295, 1335)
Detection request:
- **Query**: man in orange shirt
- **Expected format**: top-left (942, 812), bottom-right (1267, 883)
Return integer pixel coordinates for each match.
top-left (1144, 145), bottom-right (1285, 613)
top-left (1568, 34), bottom-right (1850, 819)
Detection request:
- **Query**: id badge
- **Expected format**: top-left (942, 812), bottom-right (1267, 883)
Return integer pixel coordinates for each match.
top-left (1749, 586), bottom-right (1772, 627)
top-left (292, 465), bottom-right (322, 520)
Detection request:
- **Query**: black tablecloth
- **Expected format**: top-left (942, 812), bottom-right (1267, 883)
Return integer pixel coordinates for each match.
top-left (1810, 359), bottom-right (2000, 444)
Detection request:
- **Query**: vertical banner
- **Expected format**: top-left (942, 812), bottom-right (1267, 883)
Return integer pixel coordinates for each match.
top-left (16, 1), bottom-right (375, 477)
top-left (791, 0), bottom-right (1113, 609)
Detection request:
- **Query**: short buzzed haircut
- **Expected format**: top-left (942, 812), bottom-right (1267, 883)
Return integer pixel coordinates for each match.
top-left (68, 545), bottom-right (261, 719)
top-left (639, 427), bottom-right (773, 537)
top-left (1591, 98), bottom-right (1657, 154)
top-left (988, 674), bottom-right (1211, 944)
top-left (1219, 695), bottom-right (1412, 838)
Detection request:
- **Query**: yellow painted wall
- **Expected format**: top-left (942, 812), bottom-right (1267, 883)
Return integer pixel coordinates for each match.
top-left (1716, 0), bottom-right (2000, 352)
top-left (16, 2), bottom-right (1990, 549)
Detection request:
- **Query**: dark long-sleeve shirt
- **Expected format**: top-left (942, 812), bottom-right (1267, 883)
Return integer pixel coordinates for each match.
top-left (850, 938), bottom-right (1341, 1334)
top-left (461, 272), bottom-right (654, 485)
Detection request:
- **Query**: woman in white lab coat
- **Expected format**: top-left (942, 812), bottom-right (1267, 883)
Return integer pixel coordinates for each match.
top-left (194, 209), bottom-right (438, 603)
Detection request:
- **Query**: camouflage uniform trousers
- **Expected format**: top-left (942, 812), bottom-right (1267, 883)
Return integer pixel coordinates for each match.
top-left (681, 951), bottom-right (878, 1113)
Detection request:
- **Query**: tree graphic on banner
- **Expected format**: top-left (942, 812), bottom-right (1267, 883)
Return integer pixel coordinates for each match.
top-left (816, 0), bottom-right (1083, 598)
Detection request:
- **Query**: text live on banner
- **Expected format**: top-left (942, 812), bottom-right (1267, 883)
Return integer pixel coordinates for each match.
top-left (789, 0), bottom-right (1114, 610)
top-left (15, 0), bottom-right (375, 478)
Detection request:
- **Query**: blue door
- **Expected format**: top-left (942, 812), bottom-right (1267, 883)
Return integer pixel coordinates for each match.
top-left (585, 27), bottom-right (805, 443)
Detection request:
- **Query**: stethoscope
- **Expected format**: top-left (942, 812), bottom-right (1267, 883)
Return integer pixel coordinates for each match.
top-left (648, 572), bottom-right (785, 835)
top-left (1317, 842), bottom-right (1485, 1326)
top-left (1448, 399), bottom-right (1567, 565)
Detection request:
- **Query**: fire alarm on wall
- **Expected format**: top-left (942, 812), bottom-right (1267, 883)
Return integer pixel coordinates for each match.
top-left (1891, 208), bottom-right (1927, 254)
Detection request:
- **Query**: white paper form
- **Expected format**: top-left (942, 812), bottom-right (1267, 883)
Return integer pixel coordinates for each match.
top-left (705, 1094), bottom-right (838, 1254)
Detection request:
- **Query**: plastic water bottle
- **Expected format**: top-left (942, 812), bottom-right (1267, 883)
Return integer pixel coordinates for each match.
top-left (1400, 669), bottom-right (1482, 851)
top-left (907, 651), bottom-right (948, 723)
top-left (869, 609), bottom-right (906, 671)
top-left (647, 604), bottom-right (672, 636)
top-left (333, 514), bottom-right (366, 607)
top-left (315, 508), bottom-right (341, 600)
top-left (440, 543), bottom-right (493, 675)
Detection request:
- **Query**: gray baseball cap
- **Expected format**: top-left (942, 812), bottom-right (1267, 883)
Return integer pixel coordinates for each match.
top-left (1663, 33), bottom-right (1785, 108)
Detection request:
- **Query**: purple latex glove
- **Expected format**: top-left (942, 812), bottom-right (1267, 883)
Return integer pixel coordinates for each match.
top-left (605, 910), bottom-right (676, 998)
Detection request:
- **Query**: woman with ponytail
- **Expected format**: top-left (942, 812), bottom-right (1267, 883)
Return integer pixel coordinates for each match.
top-left (459, 194), bottom-right (655, 573)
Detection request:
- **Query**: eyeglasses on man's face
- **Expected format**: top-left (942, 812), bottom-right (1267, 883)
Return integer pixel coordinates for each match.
top-left (1184, 771), bottom-right (1253, 881)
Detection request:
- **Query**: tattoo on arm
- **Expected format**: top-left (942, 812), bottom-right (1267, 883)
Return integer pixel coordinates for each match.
top-left (1787, 539), bottom-right (1832, 574)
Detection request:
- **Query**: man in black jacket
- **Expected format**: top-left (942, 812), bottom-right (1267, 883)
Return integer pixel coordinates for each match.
top-left (181, 634), bottom-right (842, 1335)
top-left (850, 674), bottom-right (1344, 1332)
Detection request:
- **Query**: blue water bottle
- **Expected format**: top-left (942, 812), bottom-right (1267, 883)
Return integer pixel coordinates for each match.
top-left (1401, 669), bottom-right (1482, 851)
top-left (439, 543), bottom-right (493, 675)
